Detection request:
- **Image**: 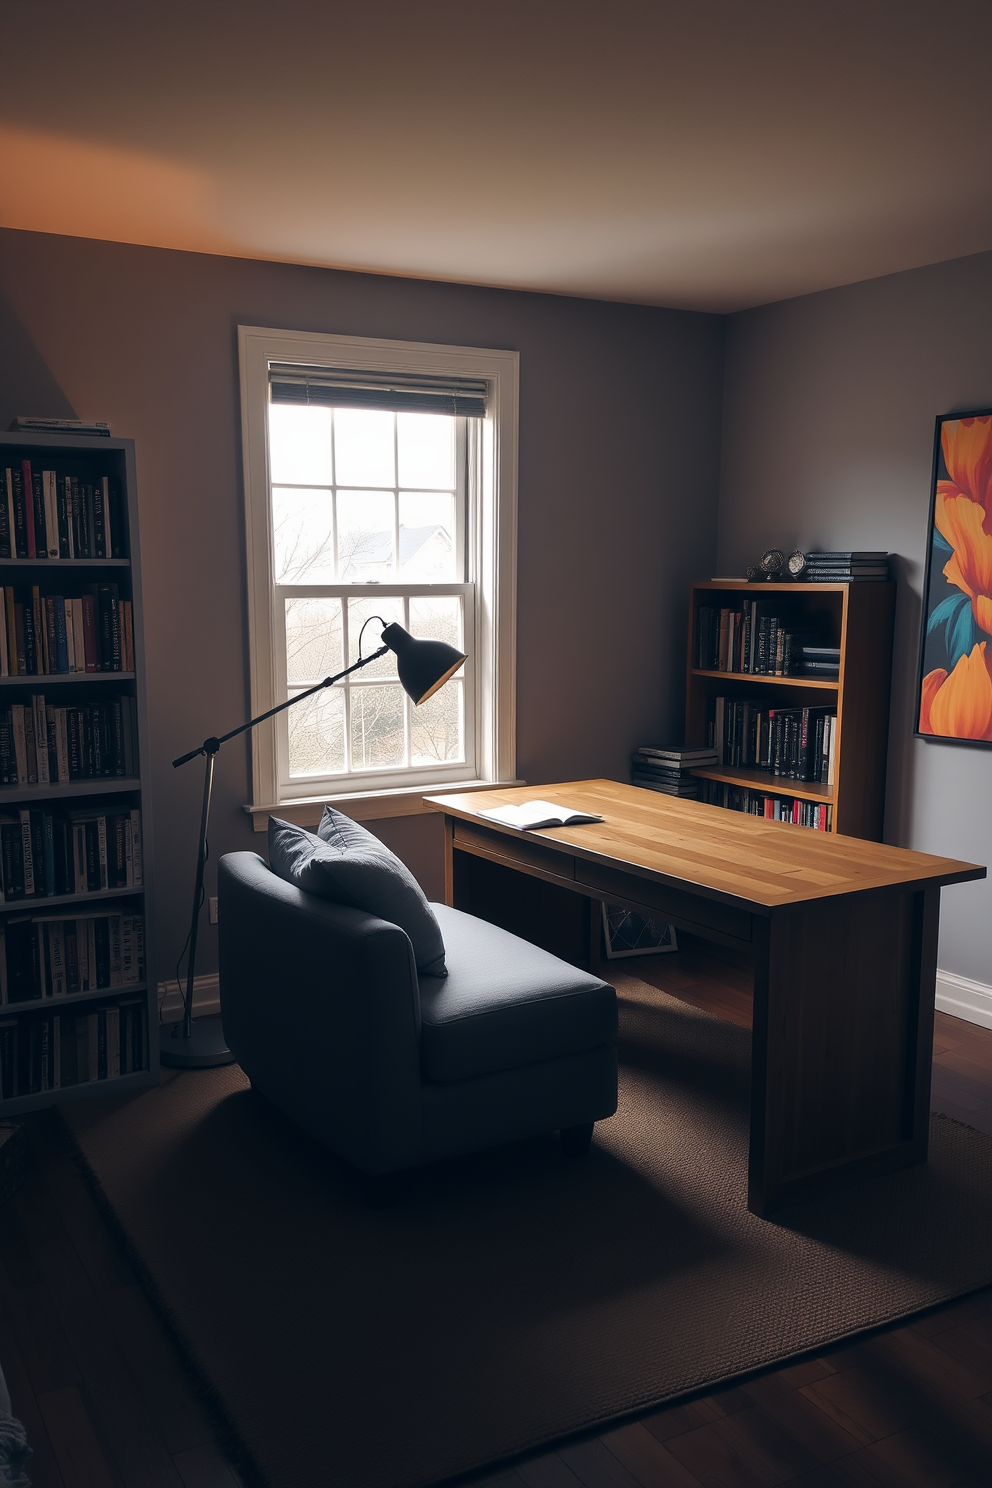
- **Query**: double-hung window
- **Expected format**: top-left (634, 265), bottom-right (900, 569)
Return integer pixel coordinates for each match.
top-left (238, 328), bottom-right (518, 822)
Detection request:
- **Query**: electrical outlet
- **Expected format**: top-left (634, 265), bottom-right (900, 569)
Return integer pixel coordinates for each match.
top-left (208, 897), bottom-right (219, 925)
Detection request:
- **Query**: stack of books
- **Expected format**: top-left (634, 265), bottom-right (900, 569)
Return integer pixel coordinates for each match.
top-left (804, 552), bottom-right (890, 581)
top-left (10, 418), bottom-right (111, 438)
top-left (799, 645), bottom-right (840, 678)
top-left (631, 745), bottom-right (718, 797)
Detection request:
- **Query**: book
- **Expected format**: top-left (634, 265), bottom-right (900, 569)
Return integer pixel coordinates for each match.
top-left (805, 551), bottom-right (887, 561)
top-left (10, 418), bottom-right (111, 437)
top-left (635, 745), bottom-right (719, 762)
top-left (478, 801), bottom-right (603, 831)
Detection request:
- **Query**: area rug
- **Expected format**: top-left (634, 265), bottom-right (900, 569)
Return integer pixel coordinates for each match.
top-left (61, 975), bottom-right (992, 1488)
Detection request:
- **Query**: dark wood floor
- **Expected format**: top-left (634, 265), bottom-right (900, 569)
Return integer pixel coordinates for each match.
top-left (3, 946), bottom-right (992, 1488)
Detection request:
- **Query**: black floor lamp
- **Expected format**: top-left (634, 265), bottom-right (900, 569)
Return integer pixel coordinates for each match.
top-left (161, 618), bottom-right (467, 1069)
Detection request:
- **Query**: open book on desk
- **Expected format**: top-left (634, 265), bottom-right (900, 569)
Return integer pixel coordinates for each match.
top-left (478, 800), bottom-right (604, 831)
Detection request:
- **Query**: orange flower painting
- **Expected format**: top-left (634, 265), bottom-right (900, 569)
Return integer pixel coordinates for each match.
top-left (919, 411), bottom-right (992, 742)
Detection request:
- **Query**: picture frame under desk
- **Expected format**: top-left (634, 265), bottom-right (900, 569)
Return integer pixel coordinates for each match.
top-left (686, 579), bottom-right (896, 840)
top-left (0, 432), bottom-right (155, 1112)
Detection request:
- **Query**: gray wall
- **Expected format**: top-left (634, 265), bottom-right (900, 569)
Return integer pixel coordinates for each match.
top-left (720, 250), bottom-right (992, 983)
top-left (0, 228), bottom-right (725, 989)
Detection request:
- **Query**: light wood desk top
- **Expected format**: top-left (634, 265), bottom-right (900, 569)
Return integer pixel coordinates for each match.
top-left (425, 779), bottom-right (985, 915)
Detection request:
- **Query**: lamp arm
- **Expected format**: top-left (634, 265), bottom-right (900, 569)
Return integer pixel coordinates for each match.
top-left (171, 645), bottom-right (390, 768)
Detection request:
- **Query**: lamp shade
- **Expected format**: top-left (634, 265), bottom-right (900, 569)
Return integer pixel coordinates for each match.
top-left (380, 623), bottom-right (467, 705)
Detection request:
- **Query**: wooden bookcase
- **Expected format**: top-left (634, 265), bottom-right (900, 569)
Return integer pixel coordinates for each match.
top-left (685, 580), bottom-right (896, 840)
top-left (0, 432), bottom-right (156, 1112)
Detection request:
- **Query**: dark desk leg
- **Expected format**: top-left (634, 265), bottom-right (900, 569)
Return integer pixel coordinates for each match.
top-left (442, 815), bottom-right (455, 907)
top-left (748, 884), bottom-right (940, 1217)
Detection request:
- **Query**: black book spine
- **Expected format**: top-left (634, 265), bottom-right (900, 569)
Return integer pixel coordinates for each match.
top-left (111, 700), bottom-right (124, 775)
top-left (31, 473), bottom-right (47, 560)
top-left (108, 478), bottom-right (125, 558)
top-left (70, 477), bottom-right (83, 557)
top-left (94, 919), bottom-right (111, 988)
top-left (92, 480), bottom-right (106, 559)
top-left (23, 599), bottom-right (37, 677)
top-left (67, 709), bottom-right (83, 779)
top-left (57, 476), bottom-right (71, 559)
top-left (10, 467), bottom-right (28, 559)
top-left (84, 819), bottom-right (100, 892)
top-left (97, 586), bottom-right (119, 670)
top-left (0, 471), bottom-right (10, 559)
top-left (30, 811), bottom-right (45, 898)
top-left (81, 483), bottom-right (94, 559)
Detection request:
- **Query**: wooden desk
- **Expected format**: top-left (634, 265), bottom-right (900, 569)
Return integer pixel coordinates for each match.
top-left (425, 780), bottom-right (985, 1216)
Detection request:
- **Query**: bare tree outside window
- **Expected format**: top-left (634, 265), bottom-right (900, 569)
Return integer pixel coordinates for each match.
top-left (269, 402), bottom-right (470, 783)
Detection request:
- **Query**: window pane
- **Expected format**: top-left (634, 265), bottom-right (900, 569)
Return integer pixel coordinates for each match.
top-left (411, 679), bottom-right (464, 765)
top-left (351, 684), bottom-right (405, 770)
top-left (268, 404), bottom-right (332, 485)
top-left (288, 687), bottom-right (345, 777)
top-left (286, 598), bottom-right (342, 685)
top-left (337, 490), bottom-right (394, 579)
top-left (397, 412), bottom-right (454, 489)
top-left (347, 596), bottom-right (401, 678)
top-left (399, 493), bottom-right (457, 580)
top-left (272, 488), bottom-right (336, 583)
top-left (409, 595), bottom-right (463, 663)
top-left (333, 408), bottom-right (395, 487)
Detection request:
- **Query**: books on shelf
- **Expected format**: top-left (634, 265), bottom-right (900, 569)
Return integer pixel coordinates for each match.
top-left (0, 584), bottom-right (133, 675)
top-left (696, 599), bottom-right (827, 676)
top-left (0, 694), bottom-right (138, 786)
top-left (699, 780), bottom-right (832, 831)
top-left (479, 801), bottom-right (603, 830)
top-left (1, 459), bottom-right (124, 558)
top-left (0, 995), bottom-right (148, 1099)
top-left (707, 696), bottom-right (836, 784)
top-left (0, 807), bottom-right (143, 902)
top-left (0, 911), bottom-right (145, 1002)
top-left (631, 745), bottom-right (716, 797)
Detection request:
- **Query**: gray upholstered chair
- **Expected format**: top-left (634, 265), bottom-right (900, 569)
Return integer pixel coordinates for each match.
top-left (217, 852), bottom-right (618, 1178)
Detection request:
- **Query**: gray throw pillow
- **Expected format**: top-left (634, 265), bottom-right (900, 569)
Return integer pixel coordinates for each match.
top-left (267, 811), bottom-right (447, 976)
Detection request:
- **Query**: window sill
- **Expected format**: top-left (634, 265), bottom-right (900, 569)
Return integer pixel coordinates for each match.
top-left (244, 779), bottom-right (524, 832)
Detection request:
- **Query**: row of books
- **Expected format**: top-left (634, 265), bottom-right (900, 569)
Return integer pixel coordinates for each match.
top-left (708, 697), bottom-right (837, 784)
top-left (1, 911), bottom-right (145, 1003)
top-left (696, 601), bottom-right (829, 676)
top-left (0, 997), bottom-right (148, 1098)
top-left (700, 781), bottom-right (833, 831)
top-left (630, 744), bottom-right (717, 798)
top-left (0, 807), bottom-right (143, 901)
top-left (805, 551), bottom-right (889, 582)
top-left (1, 460), bottom-right (125, 560)
top-left (0, 583), bottom-right (133, 675)
top-left (0, 696), bottom-right (139, 786)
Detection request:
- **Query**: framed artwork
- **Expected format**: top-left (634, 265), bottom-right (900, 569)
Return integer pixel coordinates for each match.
top-left (917, 409), bottom-right (992, 746)
top-left (601, 903), bottom-right (677, 959)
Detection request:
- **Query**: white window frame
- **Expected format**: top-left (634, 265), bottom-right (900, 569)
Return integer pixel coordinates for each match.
top-left (238, 325), bottom-right (518, 824)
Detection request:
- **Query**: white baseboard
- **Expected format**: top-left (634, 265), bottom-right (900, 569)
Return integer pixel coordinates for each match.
top-left (157, 973), bottom-right (221, 1024)
top-left (935, 968), bottom-right (992, 1031)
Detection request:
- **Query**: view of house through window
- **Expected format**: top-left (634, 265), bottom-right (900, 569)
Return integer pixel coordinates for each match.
top-left (267, 401), bottom-right (473, 783)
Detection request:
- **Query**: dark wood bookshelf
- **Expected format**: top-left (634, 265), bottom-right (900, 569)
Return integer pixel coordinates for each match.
top-left (0, 432), bottom-right (156, 1108)
top-left (685, 579), bottom-right (896, 838)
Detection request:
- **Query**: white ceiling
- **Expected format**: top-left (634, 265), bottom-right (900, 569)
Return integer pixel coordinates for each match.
top-left (3, 0), bottom-right (992, 312)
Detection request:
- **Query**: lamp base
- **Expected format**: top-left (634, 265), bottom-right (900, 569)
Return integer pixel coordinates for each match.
top-left (160, 1016), bottom-right (236, 1069)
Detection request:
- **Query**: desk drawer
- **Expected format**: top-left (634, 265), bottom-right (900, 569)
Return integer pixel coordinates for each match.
top-left (452, 820), bottom-right (575, 882)
top-left (575, 861), bottom-right (752, 943)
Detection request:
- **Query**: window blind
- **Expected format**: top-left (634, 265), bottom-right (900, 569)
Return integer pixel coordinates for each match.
top-left (268, 364), bottom-right (487, 418)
